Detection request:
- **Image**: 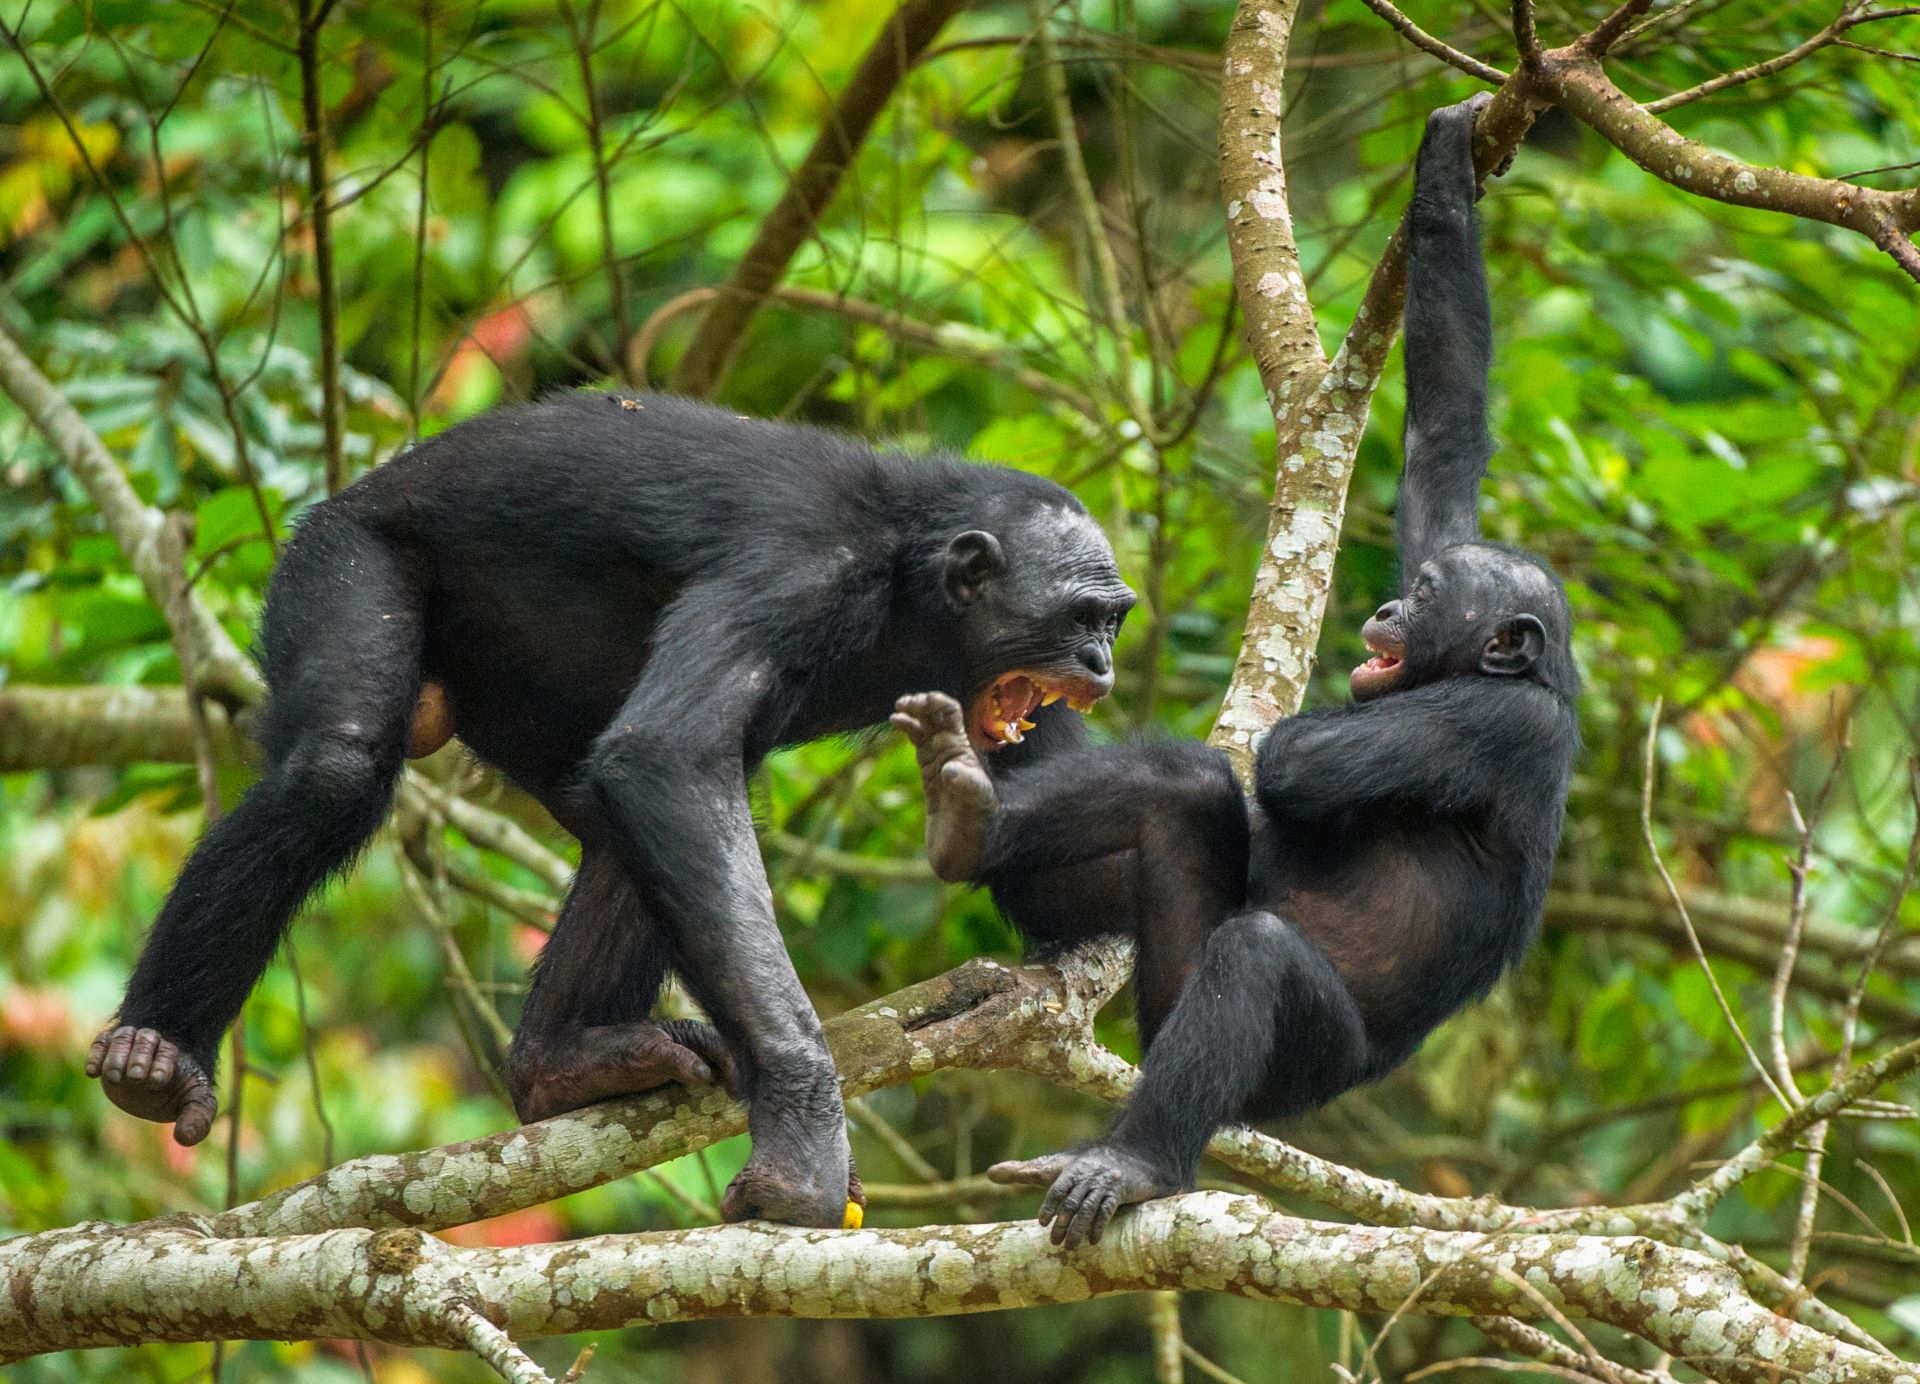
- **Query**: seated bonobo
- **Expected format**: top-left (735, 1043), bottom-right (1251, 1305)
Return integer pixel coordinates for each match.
top-left (892, 94), bottom-right (1579, 1249)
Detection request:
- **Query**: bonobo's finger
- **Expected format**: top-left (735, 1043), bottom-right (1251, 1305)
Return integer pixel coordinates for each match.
top-left (987, 1154), bottom-right (1071, 1188)
top-left (101, 1027), bottom-right (137, 1081)
top-left (84, 1028), bottom-right (114, 1076)
top-left (1061, 1184), bottom-right (1110, 1249)
top-left (148, 1043), bottom-right (177, 1086)
top-left (1050, 1175), bottom-right (1098, 1245)
top-left (174, 1083), bottom-right (219, 1147)
top-left (125, 1028), bottom-right (162, 1081)
top-left (1085, 1191), bottom-right (1120, 1246)
top-left (889, 712), bottom-right (925, 740)
top-left (1038, 1172), bottom-right (1078, 1228)
top-left (1463, 90), bottom-right (1494, 118)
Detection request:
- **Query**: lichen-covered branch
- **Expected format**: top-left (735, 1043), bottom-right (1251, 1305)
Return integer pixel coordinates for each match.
top-left (200, 943), bottom-right (1131, 1238)
top-left (6, 1194), bottom-right (1912, 1384)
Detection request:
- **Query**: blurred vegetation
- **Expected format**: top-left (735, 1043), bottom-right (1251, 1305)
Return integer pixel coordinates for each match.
top-left (1, 0), bottom-right (1917, 1378)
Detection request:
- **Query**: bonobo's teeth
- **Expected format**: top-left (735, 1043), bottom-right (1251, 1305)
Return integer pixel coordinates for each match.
top-left (1041, 690), bottom-right (1063, 707)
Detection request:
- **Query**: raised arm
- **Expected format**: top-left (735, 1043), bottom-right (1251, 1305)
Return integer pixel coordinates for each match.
top-left (1398, 94), bottom-right (1497, 582)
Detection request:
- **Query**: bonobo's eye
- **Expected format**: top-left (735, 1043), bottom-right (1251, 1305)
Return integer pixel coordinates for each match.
top-left (1071, 598), bottom-right (1115, 635)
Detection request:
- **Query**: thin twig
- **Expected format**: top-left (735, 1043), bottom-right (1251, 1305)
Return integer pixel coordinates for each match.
top-left (294, 0), bottom-right (346, 490)
top-left (1353, 0), bottom-right (1510, 82)
top-left (1769, 745), bottom-right (1848, 1097)
top-left (1148, 1291), bottom-right (1185, 1384)
top-left (1641, 700), bottom-right (1794, 1109)
top-left (447, 1302), bottom-right (554, 1384)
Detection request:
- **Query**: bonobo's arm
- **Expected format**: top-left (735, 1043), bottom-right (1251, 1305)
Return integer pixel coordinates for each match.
top-left (1399, 94), bottom-right (1497, 581)
top-left (1255, 679), bottom-right (1561, 822)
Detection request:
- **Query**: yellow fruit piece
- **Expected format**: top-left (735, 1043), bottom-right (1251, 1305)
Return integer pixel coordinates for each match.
top-left (842, 1200), bottom-right (864, 1230)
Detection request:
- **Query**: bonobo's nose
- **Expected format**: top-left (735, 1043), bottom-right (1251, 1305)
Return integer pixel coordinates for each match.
top-left (1080, 642), bottom-right (1112, 678)
top-left (1374, 600), bottom-right (1402, 624)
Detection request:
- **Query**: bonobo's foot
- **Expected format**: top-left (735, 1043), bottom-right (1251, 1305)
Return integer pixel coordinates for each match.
top-left (722, 1145), bottom-right (866, 1228)
top-left (989, 1142), bottom-right (1185, 1248)
top-left (85, 1025), bottom-right (219, 1147)
top-left (891, 692), bottom-right (997, 881)
top-left (507, 1020), bottom-right (737, 1124)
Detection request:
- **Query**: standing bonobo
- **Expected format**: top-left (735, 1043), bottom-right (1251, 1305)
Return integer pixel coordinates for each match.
top-left (85, 393), bottom-right (1133, 1228)
top-left (894, 94), bottom-right (1579, 1246)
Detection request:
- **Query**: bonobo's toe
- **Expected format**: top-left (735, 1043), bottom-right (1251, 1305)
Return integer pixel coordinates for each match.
top-left (508, 1020), bottom-right (736, 1124)
top-left (721, 1149), bottom-right (848, 1228)
top-left (85, 1025), bottom-right (219, 1146)
top-left (990, 1144), bottom-right (1182, 1248)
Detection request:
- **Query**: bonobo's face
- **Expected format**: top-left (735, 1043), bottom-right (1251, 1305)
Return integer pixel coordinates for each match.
top-left (942, 503), bottom-right (1135, 749)
top-left (1352, 543), bottom-right (1571, 702)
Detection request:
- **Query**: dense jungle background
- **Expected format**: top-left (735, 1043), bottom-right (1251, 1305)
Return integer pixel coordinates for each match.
top-left (2, 0), bottom-right (1917, 1378)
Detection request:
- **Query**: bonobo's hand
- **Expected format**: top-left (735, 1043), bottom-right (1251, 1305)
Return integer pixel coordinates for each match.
top-left (891, 692), bottom-right (997, 882)
top-left (85, 1025), bottom-right (219, 1146)
top-left (1425, 90), bottom-right (1513, 191)
top-left (989, 1142), bottom-right (1185, 1248)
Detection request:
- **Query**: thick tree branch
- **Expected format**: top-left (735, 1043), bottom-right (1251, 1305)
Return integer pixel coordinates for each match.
top-left (3, 1194), bottom-right (1905, 1382)
top-left (666, 0), bottom-right (972, 397)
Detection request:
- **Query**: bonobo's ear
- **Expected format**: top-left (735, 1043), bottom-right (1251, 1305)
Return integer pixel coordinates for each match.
top-left (1481, 614), bottom-right (1546, 677)
top-left (943, 530), bottom-right (1006, 608)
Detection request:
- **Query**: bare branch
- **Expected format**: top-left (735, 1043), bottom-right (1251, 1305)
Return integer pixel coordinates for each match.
top-left (1512, 0), bottom-right (1542, 65)
top-left (1575, 0), bottom-right (1656, 56)
top-left (1353, 0), bottom-right (1510, 82)
top-left (1537, 47), bottom-right (1920, 282)
top-left (1646, 7), bottom-right (1880, 112)
top-left (294, 0), bottom-right (347, 490)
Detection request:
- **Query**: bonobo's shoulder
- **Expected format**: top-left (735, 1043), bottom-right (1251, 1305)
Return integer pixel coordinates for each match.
top-left (1414, 676), bottom-right (1573, 727)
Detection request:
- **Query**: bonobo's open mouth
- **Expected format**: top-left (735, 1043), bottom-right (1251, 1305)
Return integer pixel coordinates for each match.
top-left (1350, 634), bottom-right (1406, 701)
top-left (969, 671), bottom-right (1103, 749)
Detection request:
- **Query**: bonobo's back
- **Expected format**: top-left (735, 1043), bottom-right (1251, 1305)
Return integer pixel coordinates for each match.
top-left (326, 392), bottom-right (1079, 581)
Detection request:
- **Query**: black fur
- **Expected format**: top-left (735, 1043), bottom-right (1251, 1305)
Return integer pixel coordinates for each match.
top-left (976, 97), bottom-right (1580, 1243)
top-left (107, 391), bottom-right (1133, 1226)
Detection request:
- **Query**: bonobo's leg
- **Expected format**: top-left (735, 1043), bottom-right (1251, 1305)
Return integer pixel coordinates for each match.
top-left (588, 594), bottom-right (852, 1228)
top-left (893, 693), bottom-right (1249, 1042)
top-left (1398, 91), bottom-right (1499, 575)
top-left (87, 514), bottom-right (423, 1145)
top-left (991, 909), bottom-right (1368, 1247)
top-left (505, 846), bottom-right (736, 1122)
